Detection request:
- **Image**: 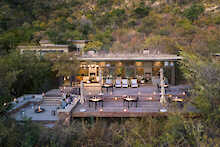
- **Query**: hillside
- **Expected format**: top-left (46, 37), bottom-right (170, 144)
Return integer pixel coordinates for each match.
top-left (1, 1), bottom-right (220, 146)
top-left (1, 0), bottom-right (220, 55)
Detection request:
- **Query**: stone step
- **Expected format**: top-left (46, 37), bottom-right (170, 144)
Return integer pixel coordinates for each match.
top-left (43, 97), bottom-right (62, 101)
top-left (43, 99), bottom-right (62, 102)
top-left (43, 101), bottom-right (61, 105)
top-left (41, 103), bottom-right (60, 106)
top-left (43, 99), bottom-right (61, 103)
top-left (45, 94), bottom-right (62, 97)
top-left (43, 96), bottom-right (62, 99)
top-left (43, 96), bottom-right (62, 105)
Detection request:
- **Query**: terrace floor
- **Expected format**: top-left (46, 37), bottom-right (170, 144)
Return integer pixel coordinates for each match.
top-left (83, 84), bottom-right (188, 96)
top-left (72, 85), bottom-right (191, 117)
top-left (10, 85), bottom-right (193, 120)
top-left (10, 104), bottom-right (59, 121)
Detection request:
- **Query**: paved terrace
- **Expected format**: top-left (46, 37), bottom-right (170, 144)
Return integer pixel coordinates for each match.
top-left (9, 85), bottom-right (193, 121)
top-left (10, 104), bottom-right (59, 121)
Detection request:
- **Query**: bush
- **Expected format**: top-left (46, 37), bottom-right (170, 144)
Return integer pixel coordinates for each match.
top-left (183, 3), bottom-right (205, 22)
top-left (134, 6), bottom-right (151, 18)
top-left (213, 15), bottom-right (220, 25)
top-left (176, 18), bottom-right (196, 35)
top-left (158, 28), bottom-right (170, 36)
top-left (97, 0), bottom-right (109, 6)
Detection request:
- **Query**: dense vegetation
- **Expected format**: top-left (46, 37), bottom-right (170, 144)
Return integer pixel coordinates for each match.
top-left (1, 50), bottom-right (220, 146)
top-left (1, 0), bottom-right (220, 146)
top-left (1, 0), bottom-right (220, 54)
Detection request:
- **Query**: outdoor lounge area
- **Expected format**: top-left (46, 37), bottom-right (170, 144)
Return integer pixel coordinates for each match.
top-left (71, 84), bottom-right (191, 117)
top-left (9, 84), bottom-right (191, 121)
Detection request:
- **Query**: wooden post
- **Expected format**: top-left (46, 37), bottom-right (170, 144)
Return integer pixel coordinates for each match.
top-left (160, 68), bottom-right (166, 105)
top-left (171, 62), bottom-right (175, 85)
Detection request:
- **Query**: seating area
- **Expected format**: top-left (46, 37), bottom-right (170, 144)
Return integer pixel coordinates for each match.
top-left (72, 84), bottom-right (190, 115)
top-left (9, 85), bottom-right (191, 120)
top-left (122, 79), bottom-right (129, 88)
top-left (103, 78), bottom-right (139, 88)
top-left (115, 79), bottom-right (122, 88)
top-left (131, 79), bottom-right (138, 88)
top-left (87, 94), bottom-right (141, 110)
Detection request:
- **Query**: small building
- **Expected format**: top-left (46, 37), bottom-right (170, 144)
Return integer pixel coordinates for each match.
top-left (68, 40), bottom-right (89, 50)
top-left (18, 40), bottom-right (69, 55)
top-left (18, 40), bottom-right (91, 55)
top-left (67, 40), bottom-right (90, 55)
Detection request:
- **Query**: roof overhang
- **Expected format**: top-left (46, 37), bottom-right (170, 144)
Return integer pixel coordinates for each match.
top-left (77, 55), bottom-right (183, 62)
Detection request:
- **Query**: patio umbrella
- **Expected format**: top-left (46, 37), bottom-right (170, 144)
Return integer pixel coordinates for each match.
top-left (80, 81), bottom-right (85, 104)
top-left (160, 68), bottom-right (167, 105)
top-left (99, 68), bottom-right (103, 84)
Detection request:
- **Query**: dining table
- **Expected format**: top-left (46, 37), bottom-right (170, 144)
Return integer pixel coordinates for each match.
top-left (102, 84), bottom-right (113, 94)
top-left (89, 97), bottom-right (103, 110)
top-left (123, 96), bottom-right (138, 109)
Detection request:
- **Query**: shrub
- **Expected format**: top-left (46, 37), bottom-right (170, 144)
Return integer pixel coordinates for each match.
top-left (134, 6), bottom-right (151, 18)
top-left (97, 0), bottom-right (109, 6)
top-left (183, 3), bottom-right (205, 22)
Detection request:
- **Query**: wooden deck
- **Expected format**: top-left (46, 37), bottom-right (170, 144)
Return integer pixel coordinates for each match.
top-left (72, 112), bottom-right (168, 117)
top-left (70, 85), bottom-right (190, 118)
top-left (72, 96), bottom-right (166, 117)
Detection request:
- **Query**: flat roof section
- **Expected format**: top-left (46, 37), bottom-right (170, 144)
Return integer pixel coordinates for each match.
top-left (78, 54), bottom-right (182, 61)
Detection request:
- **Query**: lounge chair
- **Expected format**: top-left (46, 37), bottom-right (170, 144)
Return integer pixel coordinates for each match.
top-left (115, 79), bottom-right (122, 88)
top-left (105, 79), bottom-right (112, 85)
top-left (122, 79), bottom-right (129, 88)
top-left (102, 79), bottom-right (114, 93)
top-left (130, 79), bottom-right (138, 88)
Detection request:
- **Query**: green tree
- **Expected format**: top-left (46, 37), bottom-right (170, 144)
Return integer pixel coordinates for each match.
top-left (83, 41), bottom-right (103, 52)
top-left (145, 35), bottom-right (179, 54)
top-left (183, 3), bottom-right (205, 22)
top-left (133, 4), bottom-right (151, 18)
top-left (46, 53), bottom-right (79, 86)
top-left (0, 51), bottom-right (56, 114)
top-left (180, 51), bottom-right (220, 145)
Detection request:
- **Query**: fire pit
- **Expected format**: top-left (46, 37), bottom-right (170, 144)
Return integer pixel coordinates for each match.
top-left (35, 106), bottom-right (45, 113)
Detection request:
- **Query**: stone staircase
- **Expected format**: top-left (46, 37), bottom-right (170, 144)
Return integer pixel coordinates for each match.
top-left (43, 96), bottom-right (62, 106)
top-left (43, 89), bottom-right (63, 106)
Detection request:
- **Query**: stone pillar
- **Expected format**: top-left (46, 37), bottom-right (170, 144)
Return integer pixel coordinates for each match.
top-left (171, 62), bottom-right (175, 85)
top-left (69, 76), bottom-right (72, 87)
top-left (59, 76), bottom-right (64, 86)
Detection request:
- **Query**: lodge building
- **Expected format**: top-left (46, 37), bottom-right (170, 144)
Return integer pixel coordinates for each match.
top-left (18, 40), bottom-right (182, 86)
top-left (76, 54), bottom-right (181, 86)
